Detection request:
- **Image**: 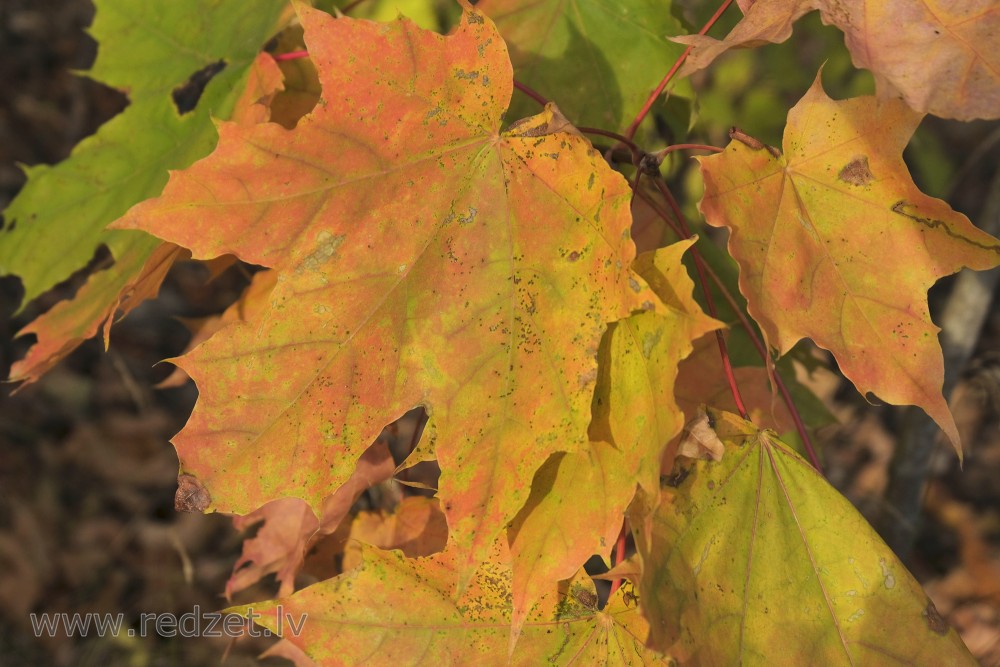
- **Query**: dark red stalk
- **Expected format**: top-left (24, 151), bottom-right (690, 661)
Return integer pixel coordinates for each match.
top-left (637, 183), bottom-right (823, 471)
top-left (274, 50), bottom-right (309, 62)
top-left (576, 127), bottom-right (640, 154)
top-left (512, 80), bottom-right (549, 107)
top-left (624, 0), bottom-right (735, 140)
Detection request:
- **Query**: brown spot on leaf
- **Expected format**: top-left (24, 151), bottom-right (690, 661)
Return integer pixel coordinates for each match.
top-left (175, 474), bottom-right (211, 512)
top-left (839, 156), bottom-right (874, 186)
top-left (923, 599), bottom-right (949, 635)
top-left (299, 230), bottom-right (345, 273)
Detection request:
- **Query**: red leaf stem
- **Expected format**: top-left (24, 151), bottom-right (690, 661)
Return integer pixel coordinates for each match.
top-left (512, 79), bottom-right (549, 107)
top-left (624, 0), bottom-right (735, 140)
top-left (273, 50), bottom-right (309, 62)
top-left (636, 184), bottom-right (823, 471)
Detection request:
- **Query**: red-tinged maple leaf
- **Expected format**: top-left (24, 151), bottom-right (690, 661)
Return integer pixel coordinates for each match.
top-left (672, 0), bottom-right (810, 81)
top-left (113, 4), bottom-right (653, 585)
top-left (697, 75), bottom-right (1000, 453)
top-left (341, 496), bottom-right (449, 571)
top-left (158, 269), bottom-right (277, 389)
top-left (673, 0), bottom-right (1000, 121)
top-left (676, 335), bottom-right (796, 434)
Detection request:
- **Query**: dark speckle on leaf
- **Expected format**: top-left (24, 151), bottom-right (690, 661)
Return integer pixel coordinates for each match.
top-left (172, 60), bottom-right (227, 114)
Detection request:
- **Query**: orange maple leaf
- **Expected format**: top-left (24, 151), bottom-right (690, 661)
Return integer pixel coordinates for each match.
top-left (697, 75), bottom-right (1000, 453)
top-left (113, 4), bottom-right (652, 582)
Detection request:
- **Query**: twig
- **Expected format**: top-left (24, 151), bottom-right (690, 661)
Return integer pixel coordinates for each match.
top-left (513, 80), bottom-right (548, 107)
top-left (624, 0), bottom-right (735, 139)
top-left (635, 182), bottom-right (822, 470)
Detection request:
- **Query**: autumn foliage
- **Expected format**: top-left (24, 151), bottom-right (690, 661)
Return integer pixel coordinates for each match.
top-left (3, 0), bottom-right (999, 664)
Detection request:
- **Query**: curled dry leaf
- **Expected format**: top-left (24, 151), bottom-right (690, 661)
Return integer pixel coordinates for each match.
top-left (675, 407), bottom-right (725, 462)
top-left (175, 474), bottom-right (211, 513)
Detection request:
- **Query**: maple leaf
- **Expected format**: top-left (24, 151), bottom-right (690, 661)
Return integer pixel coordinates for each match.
top-left (672, 0), bottom-right (1000, 121)
top-left (229, 540), bottom-right (665, 664)
top-left (3, 4), bottom-right (289, 385)
top-left (505, 239), bottom-right (716, 647)
top-left (633, 408), bottom-right (977, 665)
top-left (697, 75), bottom-right (1000, 452)
top-left (507, 441), bottom-right (632, 652)
top-left (158, 268), bottom-right (278, 389)
top-left (591, 239), bottom-right (722, 500)
top-left (113, 4), bottom-right (653, 584)
top-left (670, 0), bottom-right (811, 82)
top-left (478, 0), bottom-right (693, 131)
top-left (675, 335), bottom-right (834, 441)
